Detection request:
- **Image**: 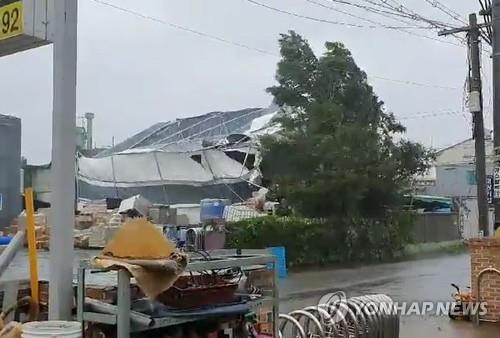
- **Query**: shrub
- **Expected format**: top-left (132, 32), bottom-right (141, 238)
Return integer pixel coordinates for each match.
top-left (225, 213), bottom-right (414, 267)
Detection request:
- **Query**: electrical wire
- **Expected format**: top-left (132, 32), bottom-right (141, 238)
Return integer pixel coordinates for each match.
top-left (327, 0), bottom-right (425, 22)
top-left (423, 0), bottom-right (467, 25)
top-left (479, 0), bottom-right (493, 45)
top-left (399, 109), bottom-right (462, 117)
top-left (304, 0), bottom-right (428, 29)
top-left (361, 0), bottom-right (455, 29)
top-left (374, 0), bottom-right (468, 49)
top-left (485, 0), bottom-right (493, 40)
top-left (368, 75), bottom-right (460, 90)
top-left (399, 110), bottom-right (464, 120)
top-left (88, 0), bottom-right (463, 91)
top-left (89, 0), bottom-right (277, 56)
top-left (245, 0), bottom-right (379, 28)
top-left (322, 0), bottom-right (463, 47)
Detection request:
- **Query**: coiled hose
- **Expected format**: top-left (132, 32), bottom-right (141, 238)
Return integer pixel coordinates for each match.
top-left (279, 294), bottom-right (399, 338)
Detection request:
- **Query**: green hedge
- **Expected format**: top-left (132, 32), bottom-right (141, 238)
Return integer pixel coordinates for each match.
top-left (225, 214), bottom-right (415, 267)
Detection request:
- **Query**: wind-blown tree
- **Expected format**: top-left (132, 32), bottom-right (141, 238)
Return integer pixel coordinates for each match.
top-left (261, 31), bottom-right (434, 219)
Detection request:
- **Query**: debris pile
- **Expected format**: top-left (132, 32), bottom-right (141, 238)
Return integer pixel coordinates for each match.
top-left (9, 188), bottom-right (280, 251)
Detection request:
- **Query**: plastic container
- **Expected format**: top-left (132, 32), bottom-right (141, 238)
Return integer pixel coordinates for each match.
top-left (268, 246), bottom-right (287, 278)
top-left (200, 199), bottom-right (231, 222)
top-left (22, 321), bottom-right (81, 338)
top-left (0, 236), bottom-right (12, 245)
top-left (157, 275), bottom-right (238, 309)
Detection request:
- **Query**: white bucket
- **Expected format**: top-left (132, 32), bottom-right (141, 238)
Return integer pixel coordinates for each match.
top-left (22, 321), bottom-right (81, 338)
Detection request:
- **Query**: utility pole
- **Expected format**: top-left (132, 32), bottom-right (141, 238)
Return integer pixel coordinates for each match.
top-left (469, 14), bottom-right (490, 237)
top-left (439, 13), bottom-right (489, 236)
top-left (49, 0), bottom-right (78, 320)
top-left (492, 0), bottom-right (500, 234)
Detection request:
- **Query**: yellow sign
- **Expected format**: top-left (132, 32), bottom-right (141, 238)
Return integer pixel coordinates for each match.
top-left (0, 0), bottom-right (23, 41)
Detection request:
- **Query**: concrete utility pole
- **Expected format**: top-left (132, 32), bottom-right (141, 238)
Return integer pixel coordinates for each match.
top-left (49, 0), bottom-right (78, 320)
top-left (492, 0), bottom-right (500, 233)
top-left (470, 14), bottom-right (490, 237)
top-left (439, 14), bottom-right (489, 236)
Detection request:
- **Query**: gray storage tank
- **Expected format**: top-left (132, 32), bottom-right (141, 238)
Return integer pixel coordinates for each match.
top-left (0, 114), bottom-right (21, 228)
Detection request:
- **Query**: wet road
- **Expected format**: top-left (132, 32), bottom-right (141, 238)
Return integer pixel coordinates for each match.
top-left (3, 251), bottom-right (499, 336)
top-left (280, 254), bottom-right (499, 337)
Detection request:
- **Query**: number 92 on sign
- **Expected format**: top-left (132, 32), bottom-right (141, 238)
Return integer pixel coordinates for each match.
top-left (0, 0), bottom-right (23, 41)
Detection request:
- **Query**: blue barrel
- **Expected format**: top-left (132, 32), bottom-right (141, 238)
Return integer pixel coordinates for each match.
top-left (200, 199), bottom-right (231, 222)
top-left (0, 236), bottom-right (13, 245)
top-left (268, 246), bottom-right (287, 279)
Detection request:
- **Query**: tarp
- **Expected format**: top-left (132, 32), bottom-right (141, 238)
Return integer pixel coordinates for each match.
top-left (78, 150), bottom-right (252, 188)
top-left (405, 194), bottom-right (453, 211)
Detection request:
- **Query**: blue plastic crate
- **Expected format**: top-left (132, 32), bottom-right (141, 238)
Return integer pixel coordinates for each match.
top-left (267, 246), bottom-right (287, 278)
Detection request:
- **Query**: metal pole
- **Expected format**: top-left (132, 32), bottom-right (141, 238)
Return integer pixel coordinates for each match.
top-left (117, 269), bottom-right (131, 338)
top-left (493, 0), bottom-right (500, 233)
top-left (49, 0), bottom-right (78, 320)
top-left (84, 112), bottom-right (94, 150)
top-left (469, 14), bottom-right (490, 236)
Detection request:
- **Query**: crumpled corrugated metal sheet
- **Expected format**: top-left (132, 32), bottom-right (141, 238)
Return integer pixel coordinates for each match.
top-left (96, 106), bottom-right (278, 157)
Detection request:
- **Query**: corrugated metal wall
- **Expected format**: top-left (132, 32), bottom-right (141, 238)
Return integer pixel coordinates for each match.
top-left (0, 114), bottom-right (21, 228)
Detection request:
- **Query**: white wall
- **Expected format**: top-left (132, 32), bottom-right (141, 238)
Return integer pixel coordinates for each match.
top-left (459, 197), bottom-right (494, 239)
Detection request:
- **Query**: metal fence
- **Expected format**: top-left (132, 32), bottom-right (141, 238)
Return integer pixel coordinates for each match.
top-left (279, 294), bottom-right (399, 338)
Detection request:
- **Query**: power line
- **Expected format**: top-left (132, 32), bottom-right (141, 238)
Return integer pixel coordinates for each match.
top-left (368, 75), bottom-right (460, 90)
top-left (322, 0), bottom-right (463, 46)
top-left (366, 0), bottom-right (469, 45)
top-left (365, 0), bottom-right (457, 29)
top-left (326, 0), bottom-right (425, 23)
top-left (423, 0), bottom-right (467, 24)
top-left (245, 0), bottom-right (378, 28)
top-left (479, 0), bottom-right (493, 45)
top-left (88, 0), bottom-right (463, 91)
top-left (89, 0), bottom-right (277, 56)
top-left (399, 109), bottom-right (462, 117)
top-left (304, 0), bottom-right (428, 29)
top-left (399, 110), bottom-right (464, 120)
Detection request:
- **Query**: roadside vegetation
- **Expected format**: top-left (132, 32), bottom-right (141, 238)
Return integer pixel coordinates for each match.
top-left (226, 31), bottom-right (435, 266)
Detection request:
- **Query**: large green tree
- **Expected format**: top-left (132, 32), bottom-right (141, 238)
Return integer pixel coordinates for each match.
top-left (261, 31), bottom-right (434, 219)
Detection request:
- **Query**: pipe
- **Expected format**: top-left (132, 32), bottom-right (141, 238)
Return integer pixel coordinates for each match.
top-left (475, 266), bottom-right (500, 325)
top-left (84, 112), bottom-right (94, 150)
top-left (0, 230), bottom-right (25, 278)
top-left (84, 297), bottom-right (152, 328)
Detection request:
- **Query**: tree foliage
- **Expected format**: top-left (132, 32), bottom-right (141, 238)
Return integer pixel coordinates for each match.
top-left (261, 31), bottom-right (434, 218)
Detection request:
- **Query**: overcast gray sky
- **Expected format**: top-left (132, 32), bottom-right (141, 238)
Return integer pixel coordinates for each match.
top-left (0, 0), bottom-right (491, 163)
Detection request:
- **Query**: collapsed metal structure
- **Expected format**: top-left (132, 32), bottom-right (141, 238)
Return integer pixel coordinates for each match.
top-left (78, 106), bottom-right (279, 204)
top-left (279, 294), bottom-right (399, 338)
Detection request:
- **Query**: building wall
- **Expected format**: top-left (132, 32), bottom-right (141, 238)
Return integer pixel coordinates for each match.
top-left (436, 137), bottom-right (493, 165)
top-left (469, 238), bottom-right (500, 323)
top-left (424, 164), bottom-right (494, 198)
top-left (423, 136), bottom-right (495, 198)
top-left (0, 115), bottom-right (22, 228)
top-left (24, 165), bottom-right (52, 203)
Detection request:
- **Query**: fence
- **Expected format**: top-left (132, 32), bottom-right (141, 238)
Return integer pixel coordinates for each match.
top-left (412, 213), bottom-right (460, 243)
